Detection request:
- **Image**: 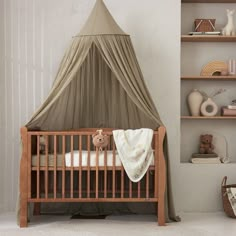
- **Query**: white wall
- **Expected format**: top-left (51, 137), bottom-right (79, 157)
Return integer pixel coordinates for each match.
top-left (7, 0), bottom-right (232, 214)
top-left (0, 0), bottom-right (5, 212)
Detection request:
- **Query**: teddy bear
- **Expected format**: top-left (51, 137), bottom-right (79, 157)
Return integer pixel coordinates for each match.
top-left (199, 134), bottom-right (214, 154)
top-left (92, 129), bottom-right (109, 151)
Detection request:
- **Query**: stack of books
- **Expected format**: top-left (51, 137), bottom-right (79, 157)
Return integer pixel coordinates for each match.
top-left (188, 31), bottom-right (221, 35)
top-left (221, 104), bottom-right (236, 116)
top-left (190, 153), bottom-right (221, 164)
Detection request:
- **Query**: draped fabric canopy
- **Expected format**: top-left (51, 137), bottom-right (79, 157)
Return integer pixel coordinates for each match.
top-left (24, 0), bottom-right (179, 222)
top-left (26, 0), bottom-right (162, 130)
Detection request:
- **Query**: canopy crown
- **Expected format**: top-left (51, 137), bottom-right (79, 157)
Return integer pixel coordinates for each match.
top-left (78, 0), bottom-right (128, 36)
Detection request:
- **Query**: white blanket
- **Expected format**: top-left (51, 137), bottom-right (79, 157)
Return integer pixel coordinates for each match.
top-left (112, 129), bottom-right (154, 182)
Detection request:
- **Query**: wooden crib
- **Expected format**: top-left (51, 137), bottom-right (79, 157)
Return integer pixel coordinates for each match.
top-left (19, 126), bottom-right (166, 227)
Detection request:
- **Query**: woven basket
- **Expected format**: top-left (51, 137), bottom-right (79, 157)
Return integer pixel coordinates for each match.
top-left (221, 176), bottom-right (236, 218)
top-left (194, 19), bottom-right (216, 32)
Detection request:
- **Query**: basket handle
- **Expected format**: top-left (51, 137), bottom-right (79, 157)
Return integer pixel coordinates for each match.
top-left (222, 176), bottom-right (227, 187)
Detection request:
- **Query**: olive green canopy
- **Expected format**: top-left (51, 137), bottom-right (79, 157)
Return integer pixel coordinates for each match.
top-left (25, 0), bottom-right (179, 222)
top-left (26, 0), bottom-right (161, 130)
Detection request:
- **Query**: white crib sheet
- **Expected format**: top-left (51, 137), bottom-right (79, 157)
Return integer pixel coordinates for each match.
top-left (65, 150), bottom-right (122, 167)
top-left (32, 151), bottom-right (155, 167)
top-left (65, 150), bottom-right (155, 167)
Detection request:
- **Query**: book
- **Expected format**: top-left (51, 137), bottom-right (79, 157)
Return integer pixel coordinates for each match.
top-left (188, 31), bottom-right (221, 35)
top-left (192, 153), bottom-right (218, 158)
top-left (221, 106), bottom-right (236, 116)
top-left (191, 157), bottom-right (221, 164)
top-left (227, 105), bottom-right (236, 109)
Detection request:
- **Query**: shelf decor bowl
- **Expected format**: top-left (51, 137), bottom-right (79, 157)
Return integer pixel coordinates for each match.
top-left (200, 61), bottom-right (228, 76)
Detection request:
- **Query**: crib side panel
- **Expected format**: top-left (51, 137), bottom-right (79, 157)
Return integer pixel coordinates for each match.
top-left (27, 129), bottom-right (158, 202)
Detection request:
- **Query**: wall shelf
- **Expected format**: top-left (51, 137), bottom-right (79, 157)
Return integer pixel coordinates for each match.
top-left (180, 162), bottom-right (236, 165)
top-left (181, 116), bottom-right (236, 119)
top-left (181, 35), bottom-right (236, 42)
top-left (181, 76), bottom-right (236, 80)
top-left (182, 0), bottom-right (236, 3)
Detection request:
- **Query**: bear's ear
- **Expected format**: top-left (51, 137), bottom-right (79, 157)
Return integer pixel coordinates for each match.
top-left (92, 134), bottom-right (97, 138)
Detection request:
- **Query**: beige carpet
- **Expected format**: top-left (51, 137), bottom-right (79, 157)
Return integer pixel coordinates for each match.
top-left (0, 212), bottom-right (235, 236)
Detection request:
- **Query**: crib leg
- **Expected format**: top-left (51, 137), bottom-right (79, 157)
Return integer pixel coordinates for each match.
top-left (20, 198), bottom-right (28, 227)
top-left (157, 200), bottom-right (165, 226)
top-left (33, 203), bottom-right (41, 216)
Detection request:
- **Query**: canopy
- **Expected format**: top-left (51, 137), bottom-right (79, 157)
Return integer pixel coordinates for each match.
top-left (24, 0), bottom-right (179, 222)
top-left (26, 0), bottom-right (162, 130)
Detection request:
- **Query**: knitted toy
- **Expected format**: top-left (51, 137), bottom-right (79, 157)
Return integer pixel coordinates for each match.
top-left (92, 129), bottom-right (109, 151)
top-left (199, 134), bottom-right (214, 154)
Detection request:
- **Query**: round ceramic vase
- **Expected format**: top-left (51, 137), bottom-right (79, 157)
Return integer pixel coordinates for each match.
top-left (187, 89), bottom-right (203, 116)
top-left (200, 97), bottom-right (218, 117)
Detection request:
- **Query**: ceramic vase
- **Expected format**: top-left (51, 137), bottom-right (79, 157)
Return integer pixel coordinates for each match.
top-left (228, 59), bottom-right (236, 75)
top-left (187, 89), bottom-right (203, 116)
top-left (200, 97), bottom-right (218, 117)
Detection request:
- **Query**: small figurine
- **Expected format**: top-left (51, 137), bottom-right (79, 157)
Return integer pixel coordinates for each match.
top-left (222, 9), bottom-right (235, 36)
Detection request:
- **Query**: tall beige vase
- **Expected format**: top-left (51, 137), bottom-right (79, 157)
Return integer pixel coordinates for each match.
top-left (187, 89), bottom-right (203, 116)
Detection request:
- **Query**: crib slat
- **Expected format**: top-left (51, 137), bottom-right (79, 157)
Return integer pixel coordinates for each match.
top-left (70, 135), bottom-right (74, 198)
top-left (54, 135), bottom-right (57, 199)
top-left (108, 135), bottom-right (111, 150)
top-left (155, 133), bottom-right (158, 198)
top-left (138, 181), bottom-right (141, 198)
top-left (121, 167), bottom-right (124, 198)
top-left (146, 170), bottom-right (150, 199)
top-left (27, 134), bottom-right (32, 199)
top-left (37, 135), bottom-right (40, 199)
top-left (104, 148), bottom-right (107, 198)
top-left (79, 135), bottom-right (82, 198)
top-left (45, 135), bottom-right (49, 199)
top-left (129, 180), bottom-right (132, 198)
top-left (87, 135), bottom-right (90, 198)
top-left (96, 148), bottom-right (99, 199)
top-left (62, 135), bottom-right (65, 199)
top-left (112, 139), bottom-right (116, 198)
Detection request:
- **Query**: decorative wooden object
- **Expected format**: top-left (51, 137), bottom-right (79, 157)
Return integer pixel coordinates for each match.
top-left (194, 19), bottom-right (215, 32)
top-left (200, 61), bottom-right (228, 76)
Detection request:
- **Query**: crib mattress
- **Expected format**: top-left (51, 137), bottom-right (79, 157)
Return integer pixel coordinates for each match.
top-left (32, 151), bottom-right (154, 167)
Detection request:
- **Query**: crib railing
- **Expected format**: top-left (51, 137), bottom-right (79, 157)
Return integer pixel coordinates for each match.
top-left (24, 129), bottom-right (158, 202)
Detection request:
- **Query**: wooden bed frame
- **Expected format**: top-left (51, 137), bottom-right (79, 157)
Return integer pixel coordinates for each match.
top-left (19, 126), bottom-right (166, 227)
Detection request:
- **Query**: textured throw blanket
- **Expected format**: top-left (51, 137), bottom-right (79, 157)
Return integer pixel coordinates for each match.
top-left (112, 129), bottom-right (153, 182)
top-left (226, 187), bottom-right (236, 216)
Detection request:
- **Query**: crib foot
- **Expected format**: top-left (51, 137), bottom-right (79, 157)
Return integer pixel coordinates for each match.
top-left (20, 201), bottom-right (28, 227)
top-left (157, 203), bottom-right (166, 226)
